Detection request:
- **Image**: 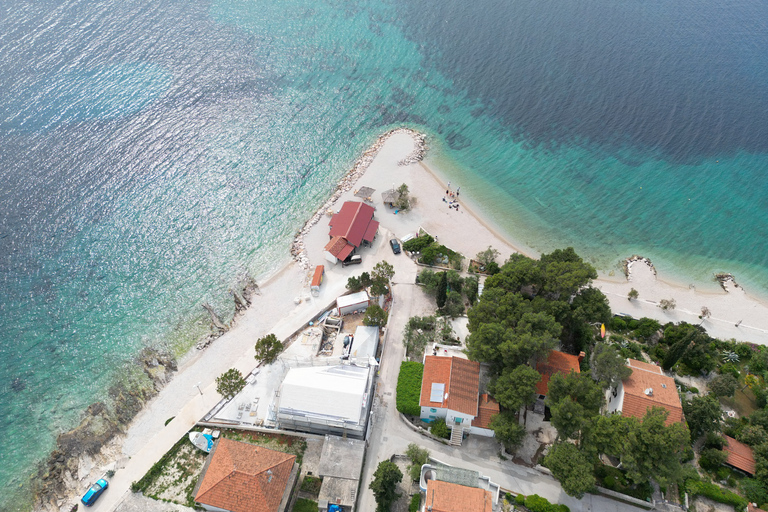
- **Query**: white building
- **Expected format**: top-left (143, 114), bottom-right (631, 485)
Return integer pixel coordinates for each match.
top-left (336, 291), bottom-right (370, 316)
top-left (348, 325), bottom-right (380, 365)
top-left (277, 364), bottom-right (375, 439)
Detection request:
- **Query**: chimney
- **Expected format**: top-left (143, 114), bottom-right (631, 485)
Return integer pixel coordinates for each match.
top-left (578, 351), bottom-right (586, 364)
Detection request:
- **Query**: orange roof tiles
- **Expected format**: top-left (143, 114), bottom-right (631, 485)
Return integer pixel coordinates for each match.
top-left (425, 479), bottom-right (493, 512)
top-left (535, 350), bottom-right (581, 396)
top-left (195, 438), bottom-right (296, 512)
top-left (627, 358), bottom-right (663, 374)
top-left (324, 236), bottom-right (355, 261)
top-left (472, 394), bottom-right (500, 429)
top-left (420, 356), bottom-right (480, 416)
top-left (621, 360), bottom-right (684, 426)
top-left (724, 435), bottom-right (756, 475)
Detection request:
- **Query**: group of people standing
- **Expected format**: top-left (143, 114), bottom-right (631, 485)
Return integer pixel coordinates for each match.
top-left (443, 181), bottom-right (461, 211)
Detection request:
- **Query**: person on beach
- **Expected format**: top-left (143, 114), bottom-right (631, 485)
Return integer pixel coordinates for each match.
top-left (456, 186), bottom-right (460, 197)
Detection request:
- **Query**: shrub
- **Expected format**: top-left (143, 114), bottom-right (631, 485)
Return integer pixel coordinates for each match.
top-left (405, 443), bottom-right (430, 481)
top-left (430, 419), bottom-right (451, 439)
top-left (396, 362), bottom-right (424, 416)
top-left (524, 494), bottom-right (570, 512)
top-left (516, 494), bottom-right (526, 505)
top-left (300, 475), bottom-right (323, 495)
top-left (699, 448), bottom-right (728, 471)
top-left (686, 479), bottom-right (748, 510)
top-left (742, 478), bottom-right (768, 506)
top-left (403, 235), bottom-right (434, 253)
top-left (608, 316), bottom-right (627, 332)
top-left (409, 493), bottom-right (421, 512)
top-left (293, 498), bottom-right (318, 512)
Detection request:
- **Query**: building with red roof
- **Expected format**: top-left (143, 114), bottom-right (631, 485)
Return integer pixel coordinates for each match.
top-left (419, 356), bottom-right (498, 439)
top-left (193, 438), bottom-right (298, 512)
top-left (723, 435), bottom-right (756, 475)
top-left (423, 480), bottom-right (494, 512)
top-left (604, 359), bottom-right (685, 426)
top-left (535, 350), bottom-right (584, 397)
top-left (324, 202), bottom-right (378, 264)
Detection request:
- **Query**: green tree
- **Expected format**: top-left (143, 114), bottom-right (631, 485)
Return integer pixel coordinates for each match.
top-left (370, 460), bottom-right (403, 512)
top-left (463, 275), bottom-right (479, 305)
top-left (489, 411), bottom-right (526, 451)
top-left (544, 443), bottom-right (596, 498)
top-left (405, 444), bottom-right (430, 481)
top-left (538, 247), bottom-right (598, 298)
top-left (591, 343), bottom-right (632, 388)
top-left (546, 371), bottom-right (604, 443)
top-left (491, 365), bottom-right (541, 411)
top-left (215, 368), bottom-right (246, 399)
top-left (738, 424), bottom-right (767, 446)
top-left (476, 246), bottom-right (500, 267)
top-left (436, 271), bottom-right (448, 309)
top-left (709, 374), bottom-right (738, 398)
top-left (254, 333), bottom-right (283, 364)
top-left (441, 290), bottom-right (464, 318)
top-left (394, 183), bottom-right (411, 211)
top-left (363, 304), bottom-right (388, 327)
top-left (699, 447), bottom-right (728, 471)
top-left (683, 394), bottom-right (723, 439)
top-left (430, 418), bottom-right (450, 439)
top-left (628, 288), bottom-right (639, 300)
top-left (592, 408), bottom-right (689, 487)
top-left (372, 260), bottom-right (396, 283)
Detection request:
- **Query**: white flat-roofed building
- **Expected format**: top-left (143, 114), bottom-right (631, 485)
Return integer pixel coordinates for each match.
top-left (336, 291), bottom-right (370, 316)
top-left (277, 364), bottom-right (375, 439)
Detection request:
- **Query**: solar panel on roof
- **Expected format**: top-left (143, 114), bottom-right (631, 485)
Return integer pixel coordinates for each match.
top-left (430, 383), bottom-right (445, 403)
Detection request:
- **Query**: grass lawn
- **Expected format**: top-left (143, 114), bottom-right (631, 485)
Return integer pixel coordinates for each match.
top-left (293, 498), bottom-right (318, 512)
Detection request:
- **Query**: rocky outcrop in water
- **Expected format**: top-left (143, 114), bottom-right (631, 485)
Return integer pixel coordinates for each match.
top-left (623, 254), bottom-right (656, 278)
top-left (289, 128), bottom-right (427, 271)
top-left (33, 348), bottom-right (176, 512)
top-left (715, 272), bottom-right (740, 291)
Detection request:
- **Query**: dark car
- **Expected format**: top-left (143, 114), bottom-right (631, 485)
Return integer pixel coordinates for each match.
top-left (82, 478), bottom-right (108, 506)
top-left (389, 239), bottom-right (401, 254)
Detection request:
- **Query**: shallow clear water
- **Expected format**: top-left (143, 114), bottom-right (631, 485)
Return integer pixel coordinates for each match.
top-left (1, 0), bottom-right (767, 508)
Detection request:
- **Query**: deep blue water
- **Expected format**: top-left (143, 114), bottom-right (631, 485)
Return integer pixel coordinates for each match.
top-left (1, 0), bottom-right (768, 508)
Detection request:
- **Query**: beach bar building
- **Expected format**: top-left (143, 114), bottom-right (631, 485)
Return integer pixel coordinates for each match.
top-left (324, 201), bottom-right (378, 264)
top-left (276, 364), bottom-right (375, 439)
top-left (336, 291), bottom-right (370, 316)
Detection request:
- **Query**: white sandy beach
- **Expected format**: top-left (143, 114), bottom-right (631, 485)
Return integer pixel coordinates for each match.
top-left (57, 129), bottom-right (768, 511)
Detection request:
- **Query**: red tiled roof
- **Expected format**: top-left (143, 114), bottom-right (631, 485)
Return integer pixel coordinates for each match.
top-left (324, 236), bottom-right (355, 261)
top-left (472, 394), bottom-right (500, 429)
top-left (328, 202), bottom-right (376, 247)
top-left (420, 356), bottom-right (480, 416)
top-left (535, 350), bottom-right (581, 396)
top-left (621, 359), bottom-right (684, 426)
top-left (724, 435), bottom-right (756, 475)
top-left (195, 438), bottom-right (296, 512)
top-left (363, 219), bottom-right (379, 244)
top-left (425, 479), bottom-right (493, 512)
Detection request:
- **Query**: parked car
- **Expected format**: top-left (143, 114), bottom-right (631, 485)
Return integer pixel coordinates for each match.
top-left (81, 479), bottom-right (108, 506)
top-left (342, 255), bottom-right (362, 267)
top-left (389, 239), bottom-right (401, 254)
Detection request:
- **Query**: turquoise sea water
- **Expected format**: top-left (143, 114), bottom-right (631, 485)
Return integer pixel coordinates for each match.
top-left (1, 0), bottom-right (768, 508)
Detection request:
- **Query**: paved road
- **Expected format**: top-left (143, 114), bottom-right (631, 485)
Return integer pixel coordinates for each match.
top-left (358, 261), bottom-right (651, 512)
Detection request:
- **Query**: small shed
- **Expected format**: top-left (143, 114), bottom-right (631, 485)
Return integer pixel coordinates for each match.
top-left (311, 265), bottom-right (325, 296)
top-left (381, 189), bottom-right (398, 208)
top-left (336, 291), bottom-right (370, 316)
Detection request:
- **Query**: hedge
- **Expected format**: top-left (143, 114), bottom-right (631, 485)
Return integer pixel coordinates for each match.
top-left (524, 494), bottom-right (570, 512)
top-left (409, 493), bottom-right (421, 512)
top-left (686, 480), bottom-right (748, 511)
top-left (396, 361), bottom-right (424, 416)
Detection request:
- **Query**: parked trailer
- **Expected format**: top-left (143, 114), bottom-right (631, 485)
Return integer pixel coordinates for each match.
top-left (311, 265), bottom-right (325, 296)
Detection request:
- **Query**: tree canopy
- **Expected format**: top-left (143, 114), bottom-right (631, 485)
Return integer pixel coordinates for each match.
top-left (491, 365), bottom-right (541, 411)
top-left (544, 442), bottom-right (596, 498)
top-left (683, 393), bottom-right (722, 439)
top-left (254, 333), bottom-right (283, 364)
top-left (215, 368), bottom-right (246, 399)
top-left (591, 343), bottom-right (632, 389)
top-left (370, 460), bottom-right (403, 512)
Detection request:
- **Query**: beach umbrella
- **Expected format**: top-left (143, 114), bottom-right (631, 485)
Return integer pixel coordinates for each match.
top-left (600, 323), bottom-right (606, 338)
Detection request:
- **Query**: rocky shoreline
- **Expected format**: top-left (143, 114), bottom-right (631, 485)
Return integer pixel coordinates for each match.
top-left (289, 128), bottom-right (427, 271)
top-left (715, 272), bottom-right (740, 292)
top-left (32, 348), bottom-right (177, 512)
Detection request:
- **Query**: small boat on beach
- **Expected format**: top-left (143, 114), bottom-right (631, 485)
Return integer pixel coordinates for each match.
top-left (189, 431), bottom-right (214, 453)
